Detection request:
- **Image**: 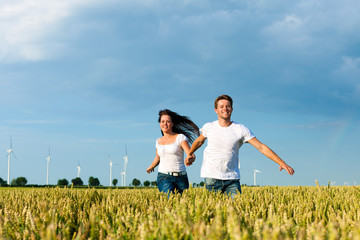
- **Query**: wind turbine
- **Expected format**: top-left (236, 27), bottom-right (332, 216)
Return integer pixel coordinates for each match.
top-left (6, 136), bottom-right (17, 185)
top-left (122, 145), bottom-right (128, 187)
top-left (46, 147), bottom-right (51, 185)
top-left (253, 169), bottom-right (261, 186)
top-left (109, 155), bottom-right (113, 186)
top-left (77, 161), bottom-right (81, 178)
top-left (120, 171), bottom-right (125, 187)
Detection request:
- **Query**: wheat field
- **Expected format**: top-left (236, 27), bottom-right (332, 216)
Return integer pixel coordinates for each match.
top-left (0, 185), bottom-right (359, 239)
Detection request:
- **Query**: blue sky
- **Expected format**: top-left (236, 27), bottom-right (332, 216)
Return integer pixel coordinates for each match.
top-left (0, 0), bottom-right (359, 187)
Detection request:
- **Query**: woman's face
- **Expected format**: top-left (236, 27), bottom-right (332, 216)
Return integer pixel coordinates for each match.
top-left (160, 115), bottom-right (174, 133)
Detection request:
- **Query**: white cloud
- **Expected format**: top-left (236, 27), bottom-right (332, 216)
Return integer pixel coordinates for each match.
top-left (340, 57), bottom-right (360, 75)
top-left (263, 14), bottom-right (310, 49)
top-left (0, 0), bottom-right (92, 62)
top-left (5, 119), bottom-right (61, 125)
top-left (332, 57), bottom-right (360, 96)
top-left (280, 121), bottom-right (347, 130)
top-left (354, 85), bottom-right (360, 101)
top-left (262, 1), bottom-right (360, 54)
top-left (328, 54), bottom-right (360, 105)
top-left (271, 14), bottom-right (303, 30)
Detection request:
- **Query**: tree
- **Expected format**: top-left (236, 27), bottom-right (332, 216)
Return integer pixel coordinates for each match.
top-left (151, 181), bottom-right (157, 187)
top-left (88, 176), bottom-right (100, 186)
top-left (200, 181), bottom-right (205, 187)
top-left (11, 177), bottom-right (27, 187)
top-left (112, 179), bottom-right (118, 186)
top-left (132, 178), bottom-right (141, 187)
top-left (71, 177), bottom-right (83, 186)
top-left (143, 180), bottom-right (150, 187)
top-left (0, 177), bottom-right (7, 186)
top-left (57, 178), bottom-right (69, 186)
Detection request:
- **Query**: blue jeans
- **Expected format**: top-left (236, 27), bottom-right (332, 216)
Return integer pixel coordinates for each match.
top-left (157, 172), bottom-right (189, 195)
top-left (205, 178), bottom-right (242, 197)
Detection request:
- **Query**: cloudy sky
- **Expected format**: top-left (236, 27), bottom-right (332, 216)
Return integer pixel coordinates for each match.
top-left (0, 0), bottom-right (359, 187)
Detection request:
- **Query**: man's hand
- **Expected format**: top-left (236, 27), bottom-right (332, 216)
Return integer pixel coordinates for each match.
top-left (279, 162), bottom-right (295, 175)
top-left (185, 154), bottom-right (196, 166)
top-left (146, 167), bottom-right (155, 173)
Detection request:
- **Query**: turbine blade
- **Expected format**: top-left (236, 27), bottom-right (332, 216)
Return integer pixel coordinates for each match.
top-left (11, 152), bottom-right (18, 160)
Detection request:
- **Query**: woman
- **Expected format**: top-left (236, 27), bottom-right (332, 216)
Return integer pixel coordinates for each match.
top-left (147, 109), bottom-right (199, 195)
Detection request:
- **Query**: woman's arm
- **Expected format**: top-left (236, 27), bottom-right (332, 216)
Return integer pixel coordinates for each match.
top-left (146, 150), bottom-right (160, 173)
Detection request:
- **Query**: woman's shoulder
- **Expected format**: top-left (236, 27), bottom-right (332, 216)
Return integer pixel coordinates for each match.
top-left (176, 133), bottom-right (187, 143)
top-left (156, 137), bottom-right (163, 145)
top-left (157, 135), bottom-right (180, 145)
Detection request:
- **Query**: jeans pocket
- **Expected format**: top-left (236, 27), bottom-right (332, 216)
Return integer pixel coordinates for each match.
top-left (157, 173), bottom-right (168, 182)
top-left (205, 178), bottom-right (216, 186)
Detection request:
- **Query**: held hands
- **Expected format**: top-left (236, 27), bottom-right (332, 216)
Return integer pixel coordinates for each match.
top-left (185, 154), bottom-right (196, 166)
top-left (279, 162), bottom-right (295, 175)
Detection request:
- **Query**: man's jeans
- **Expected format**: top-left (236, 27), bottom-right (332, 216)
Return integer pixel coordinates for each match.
top-left (205, 178), bottom-right (242, 197)
top-left (157, 172), bottom-right (189, 195)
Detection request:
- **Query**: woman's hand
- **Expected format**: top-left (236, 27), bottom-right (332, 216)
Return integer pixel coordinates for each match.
top-left (185, 154), bottom-right (195, 166)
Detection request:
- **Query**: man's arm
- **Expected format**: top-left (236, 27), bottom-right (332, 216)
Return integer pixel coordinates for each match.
top-left (185, 133), bottom-right (207, 166)
top-left (247, 137), bottom-right (295, 175)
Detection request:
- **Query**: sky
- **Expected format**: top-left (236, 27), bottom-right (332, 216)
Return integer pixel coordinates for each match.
top-left (0, 0), bottom-right (359, 187)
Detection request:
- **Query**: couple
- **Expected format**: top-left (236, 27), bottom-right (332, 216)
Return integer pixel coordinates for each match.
top-left (146, 95), bottom-right (295, 196)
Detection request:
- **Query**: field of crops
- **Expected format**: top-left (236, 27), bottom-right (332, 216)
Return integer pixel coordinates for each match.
top-left (0, 185), bottom-right (359, 239)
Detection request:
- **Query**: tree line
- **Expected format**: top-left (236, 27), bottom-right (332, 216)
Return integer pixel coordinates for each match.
top-left (0, 176), bottom-right (205, 188)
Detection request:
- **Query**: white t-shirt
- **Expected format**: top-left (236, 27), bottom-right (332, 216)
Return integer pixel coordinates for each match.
top-left (200, 121), bottom-right (255, 180)
top-left (156, 134), bottom-right (187, 173)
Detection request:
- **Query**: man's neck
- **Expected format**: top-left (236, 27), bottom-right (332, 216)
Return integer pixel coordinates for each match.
top-left (218, 118), bottom-right (232, 127)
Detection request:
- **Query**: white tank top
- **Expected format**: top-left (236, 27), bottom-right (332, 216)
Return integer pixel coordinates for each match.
top-left (156, 134), bottom-right (187, 173)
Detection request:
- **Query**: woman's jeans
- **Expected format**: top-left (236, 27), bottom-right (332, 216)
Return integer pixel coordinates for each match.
top-left (157, 172), bottom-right (189, 195)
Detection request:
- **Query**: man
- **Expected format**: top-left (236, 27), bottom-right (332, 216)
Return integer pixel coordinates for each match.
top-left (186, 94), bottom-right (294, 196)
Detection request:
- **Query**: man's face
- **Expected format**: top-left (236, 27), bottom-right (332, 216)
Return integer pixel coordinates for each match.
top-left (215, 99), bottom-right (233, 120)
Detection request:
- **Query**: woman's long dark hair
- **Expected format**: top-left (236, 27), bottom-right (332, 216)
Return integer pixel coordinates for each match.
top-left (158, 109), bottom-right (200, 143)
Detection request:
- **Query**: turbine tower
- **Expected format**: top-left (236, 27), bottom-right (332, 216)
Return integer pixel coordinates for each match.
top-left (109, 155), bottom-right (113, 186)
top-left (6, 136), bottom-right (17, 185)
top-left (120, 171), bottom-right (125, 187)
top-left (253, 169), bottom-right (261, 186)
top-left (122, 145), bottom-right (128, 187)
top-left (46, 147), bottom-right (51, 185)
top-left (77, 161), bottom-right (81, 178)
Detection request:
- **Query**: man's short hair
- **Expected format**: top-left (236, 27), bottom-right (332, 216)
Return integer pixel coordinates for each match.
top-left (214, 95), bottom-right (233, 109)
